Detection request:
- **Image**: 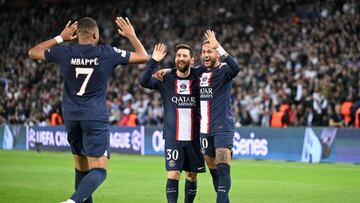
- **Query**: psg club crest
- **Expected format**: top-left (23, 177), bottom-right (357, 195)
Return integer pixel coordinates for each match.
top-left (180, 83), bottom-right (187, 90)
top-left (176, 80), bottom-right (191, 95)
top-left (200, 73), bottom-right (212, 87)
top-left (169, 160), bottom-right (176, 168)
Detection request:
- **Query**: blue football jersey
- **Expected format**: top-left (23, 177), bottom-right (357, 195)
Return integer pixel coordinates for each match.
top-left (198, 56), bottom-right (240, 135)
top-left (45, 44), bottom-right (130, 121)
top-left (140, 59), bottom-right (200, 141)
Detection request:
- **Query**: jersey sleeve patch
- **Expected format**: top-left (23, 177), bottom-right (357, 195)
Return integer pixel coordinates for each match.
top-left (112, 47), bottom-right (127, 57)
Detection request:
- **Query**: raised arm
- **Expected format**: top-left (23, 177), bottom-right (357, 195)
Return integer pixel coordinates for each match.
top-left (116, 17), bottom-right (148, 64)
top-left (28, 21), bottom-right (78, 60)
top-left (140, 43), bottom-right (167, 89)
top-left (205, 30), bottom-right (241, 78)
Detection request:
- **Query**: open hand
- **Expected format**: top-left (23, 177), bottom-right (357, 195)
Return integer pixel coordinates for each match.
top-left (152, 43), bottom-right (167, 62)
top-left (60, 20), bottom-right (78, 41)
top-left (204, 30), bottom-right (219, 49)
top-left (116, 17), bottom-right (136, 38)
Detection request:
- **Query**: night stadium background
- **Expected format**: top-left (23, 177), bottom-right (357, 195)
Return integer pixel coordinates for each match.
top-left (0, 0), bottom-right (359, 202)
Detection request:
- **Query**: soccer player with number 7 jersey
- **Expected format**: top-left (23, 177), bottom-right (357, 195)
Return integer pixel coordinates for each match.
top-left (28, 17), bottom-right (148, 203)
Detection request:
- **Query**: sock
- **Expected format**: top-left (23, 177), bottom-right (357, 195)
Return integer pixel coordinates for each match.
top-left (70, 168), bottom-right (107, 203)
top-left (209, 168), bottom-right (219, 192)
top-left (184, 179), bottom-right (197, 203)
top-left (166, 178), bottom-right (179, 203)
top-left (75, 169), bottom-right (93, 203)
top-left (216, 163), bottom-right (231, 203)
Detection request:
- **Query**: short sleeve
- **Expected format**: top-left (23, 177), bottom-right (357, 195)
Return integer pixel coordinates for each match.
top-left (106, 45), bottom-right (130, 66)
top-left (44, 45), bottom-right (67, 64)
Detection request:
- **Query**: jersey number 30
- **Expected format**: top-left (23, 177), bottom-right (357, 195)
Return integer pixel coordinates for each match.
top-left (75, 68), bottom-right (94, 96)
top-left (166, 149), bottom-right (179, 160)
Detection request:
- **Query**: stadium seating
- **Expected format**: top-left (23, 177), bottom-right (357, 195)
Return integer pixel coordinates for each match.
top-left (0, 0), bottom-right (359, 127)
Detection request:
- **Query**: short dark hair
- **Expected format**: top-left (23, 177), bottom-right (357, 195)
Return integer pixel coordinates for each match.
top-left (77, 17), bottom-right (98, 34)
top-left (175, 44), bottom-right (193, 57)
top-left (202, 39), bottom-right (210, 45)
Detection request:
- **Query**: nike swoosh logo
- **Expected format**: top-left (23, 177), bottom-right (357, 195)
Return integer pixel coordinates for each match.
top-left (197, 167), bottom-right (205, 170)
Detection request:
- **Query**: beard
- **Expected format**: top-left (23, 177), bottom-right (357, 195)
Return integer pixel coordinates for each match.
top-left (176, 60), bottom-right (191, 73)
top-left (203, 57), bottom-right (217, 69)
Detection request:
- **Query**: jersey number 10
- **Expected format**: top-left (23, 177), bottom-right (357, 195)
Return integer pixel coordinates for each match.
top-left (75, 67), bottom-right (94, 96)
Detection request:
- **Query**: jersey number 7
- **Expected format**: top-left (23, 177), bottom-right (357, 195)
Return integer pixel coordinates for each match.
top-left (75, 67), bottom-right (94, 96)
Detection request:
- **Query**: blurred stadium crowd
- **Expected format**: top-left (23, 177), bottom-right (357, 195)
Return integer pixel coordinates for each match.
top-left (0, 0), bottom-right (359, 127)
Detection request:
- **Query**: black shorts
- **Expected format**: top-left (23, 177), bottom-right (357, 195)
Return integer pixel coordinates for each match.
top-left (165, 139), bottom-right (206, 173)
top-left (200, 132), bottom-right (234, 157)
top-left (65, 120), bottom-right (110, 158)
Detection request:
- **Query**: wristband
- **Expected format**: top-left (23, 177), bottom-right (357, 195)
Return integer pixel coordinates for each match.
top-left (54, 35), bottom-right (64, 44)
top-left (216, 45), bottom-right (228, 56)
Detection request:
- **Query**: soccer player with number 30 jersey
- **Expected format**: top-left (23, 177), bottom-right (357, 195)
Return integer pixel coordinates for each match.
top-left (140, 43), bottom-right (205, 203)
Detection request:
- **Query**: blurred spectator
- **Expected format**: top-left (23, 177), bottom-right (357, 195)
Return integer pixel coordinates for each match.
top-left (312, 87), bottom-right (328, 126)
top-left (1, 0), bottom-right (359, 127)
top-left (118, 108), bottom-right (137, 127)
top-left (270, 104), bottom-right (290, 128)
top-left (355, 108), bottom-right (360, 128)
top-left (328, 104), bottom-right (345, 127)
top-left (340, 100), bottom-right (353, 126)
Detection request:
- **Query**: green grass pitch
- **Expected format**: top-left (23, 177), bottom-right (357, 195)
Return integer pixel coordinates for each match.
top-left (0, 150), bottom-right (359, 203)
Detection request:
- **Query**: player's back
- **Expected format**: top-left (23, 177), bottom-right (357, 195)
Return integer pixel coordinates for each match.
top-left (45, 44), bottom-right (130, 121)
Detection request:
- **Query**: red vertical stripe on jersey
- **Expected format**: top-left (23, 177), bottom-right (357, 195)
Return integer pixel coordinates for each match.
top-left (207, 101), bottom-right (210, 134)
top-left (189, 80), bottom-right (192, 95)
top-left (176, 108), bottom-right (179, 140)
top-left (175, 79), bottom-right (179, 140)
top-left (207, 73), bottom-right (212, 133)
top-left (175, 79), bottom-right (178, 94)
top-left (190, 108), bottom-right (194, 140)
top-left (208, 72), bottom-right (213, 86)
top-left (189, 80), bottom-right (193, 139)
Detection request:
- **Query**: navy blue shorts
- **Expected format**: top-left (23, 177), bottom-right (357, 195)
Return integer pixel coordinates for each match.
top-left (65, 120), bottom-right (110, 158)
top-left (165, 139), bottom-right (205, 173)
top-left (200, 132), bottom-right (234, 157)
